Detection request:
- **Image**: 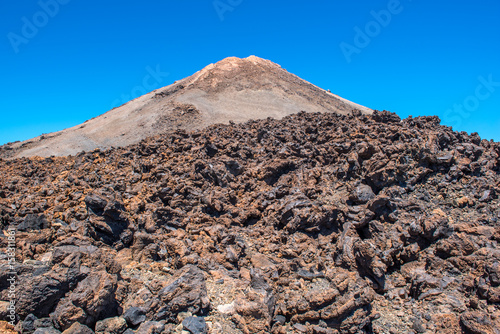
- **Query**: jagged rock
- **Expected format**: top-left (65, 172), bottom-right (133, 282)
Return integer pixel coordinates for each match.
top-left (232, 268), bottom-right (276, 333)
top-left (134, 321), bottom-right (165, 334)
top-left (182, 316), bottom-right (207, 334)
top-left (51, 271), bottom-right (118, 331)
top-left (122, 307), bottom-right (146, 327)
top-left (351, 184), bottom-right (375, 204)
top-left (10, 259), bottom-right (83, 319)
top-left (18, 214), bottom-right (49, 231)
top-left (0, 111), bottom-right (499, 334)
top-left (34, 318), bottom-right (54, 329)
top-left (33, 328), bottom-right (62, 334)
top-left (459, 311), bottom-right (500, 334)
top-left (94, 317), bottom-right (127, 334)
top-left (84, 195), bottom-right (108, 214)
top-left (61, 323), bottom-right (94, 334)
top-left (372, 110), bottom-right (401, 123)
top-left (297, 269), bottom-right (325, 281)
top-left (354, 240), bottom-right (387, 290)
top-left (151, 265), bottom-right (210, 322)
top-left (17, 313), bottom-right (37, 333)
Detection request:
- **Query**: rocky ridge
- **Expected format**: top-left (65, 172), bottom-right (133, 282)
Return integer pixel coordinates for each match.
top-left (0, 110), bottom-right (499, 333)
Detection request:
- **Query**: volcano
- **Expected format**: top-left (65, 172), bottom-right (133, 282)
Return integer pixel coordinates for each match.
top-left (1, 56), bottom-right (371, 159)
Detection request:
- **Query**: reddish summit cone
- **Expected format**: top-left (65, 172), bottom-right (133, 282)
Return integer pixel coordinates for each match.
top-left (1, 56), bottom-right (372, 158)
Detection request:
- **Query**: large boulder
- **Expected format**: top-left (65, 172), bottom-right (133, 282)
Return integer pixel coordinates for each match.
top-left (94, 317), bottom-right (127, 334)
top-left (150, 265), bottom-right (210, 322)
top-left (9, 259), bottom-right (83, 319)
top-left (51, 271), bottom-right (118, 331)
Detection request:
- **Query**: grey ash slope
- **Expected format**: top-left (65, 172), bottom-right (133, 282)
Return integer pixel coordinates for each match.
top-left (1, 56), bottom-right (372, 159)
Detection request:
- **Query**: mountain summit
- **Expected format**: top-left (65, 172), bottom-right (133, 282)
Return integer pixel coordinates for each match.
top-left (1, 56), bottom-right (372, 158)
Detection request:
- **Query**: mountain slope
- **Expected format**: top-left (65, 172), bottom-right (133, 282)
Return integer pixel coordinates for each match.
top-left (1, 56), bottom-right (371, 159)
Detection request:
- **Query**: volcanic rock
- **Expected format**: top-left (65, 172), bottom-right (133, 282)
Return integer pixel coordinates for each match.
top-left (33, 328), bottom-right (61, 334)
top-left (0, 110), bottom-right (499, 333)
top-left (61, 323), bottom-right (94, 334)
top-left (182, 316), bottom-right (207, 334)
top-left (94, 317), bottom-right (127, 334)
top-left (122, 307), bottom-right (146, 327)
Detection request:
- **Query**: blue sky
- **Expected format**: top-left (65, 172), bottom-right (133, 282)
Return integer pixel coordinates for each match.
top-left (1, 0), bottom-right (499, 145)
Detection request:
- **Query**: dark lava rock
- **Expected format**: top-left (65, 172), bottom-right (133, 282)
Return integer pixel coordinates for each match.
top-left (33, 328), bottom-right (62, 334)
top-left (297, 269), bottom-right (325, 281)
top-left (18, 214), bottom-right (49, 231)
top-left (273, 315), bottom-right (286, 325)
top-left (152, 265), bottom-right (210, 321)
top-left (51, 271), bottom-right (118, 331)
top-left (84, 195), bottom-right (108, 214)
top-left (34, 318), bottom-right (54, 329)
top-left (122, 307), bottom-right (146, 327)
top-left (18, 313), bottom-right (37, 333)
top-left (460, 311), bottom-right (498, 334)
top-left (372, 110), bottom-right (401, 123)
top-left (351, 184), bottom-right (375, 204)
top-left (12, 264), bottom-right (82, 319)
top-left (182, 316), bottom-right (207, 334)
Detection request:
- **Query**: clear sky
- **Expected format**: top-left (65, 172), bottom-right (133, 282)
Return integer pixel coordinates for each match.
top-left (1, 0), bottom-right (499, 145)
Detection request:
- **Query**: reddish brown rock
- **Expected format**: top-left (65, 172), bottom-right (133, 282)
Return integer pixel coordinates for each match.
top-left (0, 111), bottom-right (499, 333)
